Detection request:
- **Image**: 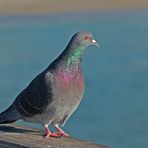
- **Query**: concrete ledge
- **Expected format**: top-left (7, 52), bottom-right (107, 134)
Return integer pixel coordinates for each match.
top-left (0, 124), bottom-right (109, 148)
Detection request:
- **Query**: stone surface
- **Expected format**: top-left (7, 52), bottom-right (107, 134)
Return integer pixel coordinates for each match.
top-left (0, 124), bottom-right (109, 148)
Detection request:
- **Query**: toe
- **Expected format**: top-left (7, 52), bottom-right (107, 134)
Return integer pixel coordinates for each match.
top-left (49, 132), bottom-right (62, 138)
top-left (62, 133), bottom-right (69, 137)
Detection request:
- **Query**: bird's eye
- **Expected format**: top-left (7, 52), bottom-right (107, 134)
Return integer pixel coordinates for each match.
top-left (84, 35), bottom-right (91, 41)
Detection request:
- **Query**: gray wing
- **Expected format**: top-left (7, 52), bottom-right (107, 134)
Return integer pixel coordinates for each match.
top-left (15, 70), bottom-right (53, 117)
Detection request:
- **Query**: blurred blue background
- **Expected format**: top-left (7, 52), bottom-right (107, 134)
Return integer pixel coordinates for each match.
top-left (0, 11), bottom-right (148, 148)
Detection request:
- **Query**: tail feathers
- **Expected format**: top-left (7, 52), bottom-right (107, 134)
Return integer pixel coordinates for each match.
top-left (0, 104), bottom-right (22, 124)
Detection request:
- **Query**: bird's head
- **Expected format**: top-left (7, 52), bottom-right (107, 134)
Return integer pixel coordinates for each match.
top-left (55, 31), bottom-right (100, 69)
top-left (72, 31), bottom-right (100, 49)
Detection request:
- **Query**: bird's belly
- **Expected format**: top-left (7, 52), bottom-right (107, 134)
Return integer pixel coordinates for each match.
top-left (54, 73), bottom-right (84, 107)
top-left (44, 73), bottom-right (84, 125)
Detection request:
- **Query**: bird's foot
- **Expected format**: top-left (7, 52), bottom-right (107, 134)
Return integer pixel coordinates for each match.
top-left (54, 124), bottom-right (69, 137)
top-left (44, 131), bottom-right (69, 138)
top-left (44, 127), bottom-right (52, 138)
top-left (44, 127), bottom-right (69, 138)
top-left (49, 132), bottom-right (62, 138)
top-left (52, 131), bottom-right (69, 138)
top-left (44, 132), bottom-right (60, 138)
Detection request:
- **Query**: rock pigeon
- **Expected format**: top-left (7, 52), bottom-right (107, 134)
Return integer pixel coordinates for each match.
top-left (0, 31), bottom-right (99, 138)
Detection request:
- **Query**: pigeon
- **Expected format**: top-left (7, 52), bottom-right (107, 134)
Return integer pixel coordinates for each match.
top-left (0, 31), bottom-right (99, 138)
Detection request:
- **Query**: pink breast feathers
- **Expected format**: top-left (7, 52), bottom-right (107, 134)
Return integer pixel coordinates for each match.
top-left (56, 71), bottom-right (84, 90)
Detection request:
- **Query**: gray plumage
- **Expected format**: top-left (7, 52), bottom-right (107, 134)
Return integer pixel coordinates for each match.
top-left (0, 31), bottom-right (99, 137)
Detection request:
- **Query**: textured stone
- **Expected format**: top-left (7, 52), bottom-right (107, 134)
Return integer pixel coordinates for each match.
top-left (0, 124), bottom-right (109, 148)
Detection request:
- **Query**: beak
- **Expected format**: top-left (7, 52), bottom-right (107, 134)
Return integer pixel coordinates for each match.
top-left (92, 39), bottom-right (100, 48)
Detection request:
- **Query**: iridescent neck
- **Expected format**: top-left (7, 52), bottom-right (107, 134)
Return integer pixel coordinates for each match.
top-left (65, 45), bottom-right (84, 71)
top-left (48, 45), bottom-right (84, 72)
top-left (67, 46), bottom-right (83, 65)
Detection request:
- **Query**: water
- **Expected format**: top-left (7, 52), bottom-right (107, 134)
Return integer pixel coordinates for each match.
top-left (0, 11), bottom-right (148, 148)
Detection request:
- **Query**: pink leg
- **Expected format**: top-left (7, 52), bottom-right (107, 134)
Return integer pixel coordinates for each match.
top-left (43, 124), bottom-right (69, 138)
top-left (53, 124), bottom-right (69, 137)
top-left (43, 124), bottom-right (59, 138)
top-left (44, 126), bottom-right (52, 138)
